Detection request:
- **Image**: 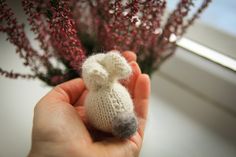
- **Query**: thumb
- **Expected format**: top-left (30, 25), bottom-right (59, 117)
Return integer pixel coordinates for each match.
top-left (32, 78), bottom-right (92, 143)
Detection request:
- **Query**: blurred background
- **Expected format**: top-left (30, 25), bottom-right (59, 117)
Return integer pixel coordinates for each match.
top-left (0, 0), bottom-right (236, 156)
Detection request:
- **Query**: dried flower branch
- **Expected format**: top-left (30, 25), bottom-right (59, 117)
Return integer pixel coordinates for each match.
top-left (181, 0), bottom-right (212, 36)
top-left (0, 0), bottom-right (43, 75)
top-left (48, 0), bottom-right (86, 72)
top-left (22, 0), bottom-right (52, 60)
top-left (0, 68), bottom-right (36, 79)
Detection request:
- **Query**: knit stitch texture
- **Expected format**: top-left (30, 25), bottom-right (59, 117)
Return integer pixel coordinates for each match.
top-left (82, 50), bottom-right (137, 138)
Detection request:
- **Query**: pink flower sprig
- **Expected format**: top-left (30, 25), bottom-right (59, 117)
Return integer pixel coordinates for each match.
top-left (142, 0), bottom-right (195, 70)
top-left (48, 0), bottom-right (86, 73)
top-left (0, 0), bottom-right (43, 76)
top-left (0, 68), bottom-right (36, 79)
top-left (181, 0), bottom-right (212, 36)
top-left (157, 0), bottom-right (194, 51)
top-left (22, 0), bottom-right (53, 63)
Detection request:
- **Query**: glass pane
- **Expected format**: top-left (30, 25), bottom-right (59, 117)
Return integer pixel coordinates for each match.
top-left (168, 0), bottom-right (236, 59)
top-left (200, 0), bottom-right (236, 36)
top-left (168, 0), bottom-right (236, 36)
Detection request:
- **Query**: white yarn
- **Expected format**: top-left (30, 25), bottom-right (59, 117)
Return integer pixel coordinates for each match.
top-left (82, 50), bottom-right (135, 133)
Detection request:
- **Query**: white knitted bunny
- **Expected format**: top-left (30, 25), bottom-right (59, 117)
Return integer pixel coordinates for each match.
top-left (82, 50), bottom-right (137, 138)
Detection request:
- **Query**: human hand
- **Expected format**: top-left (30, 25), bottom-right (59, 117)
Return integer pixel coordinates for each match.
top-left (28, 51), bottom-right (150, 157)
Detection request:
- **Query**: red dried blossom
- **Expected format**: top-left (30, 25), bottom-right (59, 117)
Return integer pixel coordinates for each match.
top-left (0, 0), bottom-right (42, 74)
top-left (0, 68), bottom-right (36, 79)
top-left (22, 0), bottom-right (52, 60)
top-left (48, 0), bottom-right (85, 72)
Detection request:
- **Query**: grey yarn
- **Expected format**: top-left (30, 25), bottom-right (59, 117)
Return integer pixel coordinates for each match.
top-left (112, 112), bottom-right (138, 138)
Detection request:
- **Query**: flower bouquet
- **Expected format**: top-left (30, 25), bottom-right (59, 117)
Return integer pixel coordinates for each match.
top-left (0, 0), bottom-right (211, 86)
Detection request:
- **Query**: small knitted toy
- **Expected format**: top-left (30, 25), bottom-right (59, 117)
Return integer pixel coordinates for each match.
top-left (82, 50), bottom-right (137, 138)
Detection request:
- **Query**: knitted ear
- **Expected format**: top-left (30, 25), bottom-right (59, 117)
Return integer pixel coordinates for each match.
top-left (102, 50), bottom-right (132, 79)
top-left (87, 63), bottom-right (109, 84)
top-left (82, 54), bottom-right (109, 88)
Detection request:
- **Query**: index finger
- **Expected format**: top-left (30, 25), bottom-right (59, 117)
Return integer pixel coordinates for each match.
top-left (122, 51), bottom-right (137, 62)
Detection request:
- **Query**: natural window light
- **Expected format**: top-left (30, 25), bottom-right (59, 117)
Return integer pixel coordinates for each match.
top-left (169, 0), bottom-right (236, 36)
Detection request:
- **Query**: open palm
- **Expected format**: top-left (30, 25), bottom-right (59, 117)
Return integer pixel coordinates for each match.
top-left (28, 51), bottom-right (150, 157)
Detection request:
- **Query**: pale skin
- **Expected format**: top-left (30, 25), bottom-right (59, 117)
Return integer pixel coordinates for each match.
top-left (28, 51), bottom-right (150, 157)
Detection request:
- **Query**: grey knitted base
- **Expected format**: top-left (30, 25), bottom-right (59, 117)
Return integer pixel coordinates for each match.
top-left (112, 112), bottom-right (138, 138)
